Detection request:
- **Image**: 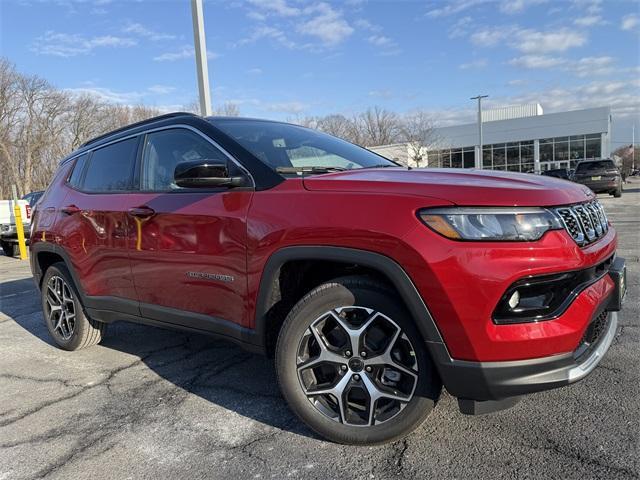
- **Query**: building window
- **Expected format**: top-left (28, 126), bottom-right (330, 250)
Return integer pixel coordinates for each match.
top-left (507, 142), bottom-right (520, 172)
top-left (463, 147), bottom-right (475, 168)
top-left (540, 139), bottom-right (553, 162)
top-left (554, 137), bottom-right (569, 161)
top-left (483, 147), bottom-right (492, 169)
top-left (570, 135), bottom-right (585, 161)
top-left (493, 144), bottom-right (506, 170)
top-left (442, 150), bottom-right (451, 168)
top-left (585, 135), bottom-right (601, 159)
top-left (451, 148), bottom-right (462, 168)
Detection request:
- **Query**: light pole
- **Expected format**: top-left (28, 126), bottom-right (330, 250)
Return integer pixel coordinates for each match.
top-left (191, 0), bottom-right (212, 116)
top-left (470, 94), bottom-right (488, 169)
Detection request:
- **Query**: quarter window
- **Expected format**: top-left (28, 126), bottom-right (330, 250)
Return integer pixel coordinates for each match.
top-left (82, 138), bottom-right (138, 192)
top-left (140, 129), bottom-right (232, 191)
top-left (68, 153), bottom-right (88, 188)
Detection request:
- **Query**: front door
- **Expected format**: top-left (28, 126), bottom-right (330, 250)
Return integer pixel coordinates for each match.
top-left (126, 127), bottom-right (253, 331)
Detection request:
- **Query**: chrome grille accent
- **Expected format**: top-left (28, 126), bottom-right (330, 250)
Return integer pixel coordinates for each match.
top-left (554, 200), bottom-right (609, 247)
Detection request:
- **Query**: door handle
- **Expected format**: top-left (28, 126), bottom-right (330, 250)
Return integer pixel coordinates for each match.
top-left (61, 204), bottom-right (81, 215)
top-left (128, 206), bottom-right (156, 218)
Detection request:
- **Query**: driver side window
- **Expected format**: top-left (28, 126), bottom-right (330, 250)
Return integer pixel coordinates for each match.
top-left (141, 129), bottom-right (229, 191)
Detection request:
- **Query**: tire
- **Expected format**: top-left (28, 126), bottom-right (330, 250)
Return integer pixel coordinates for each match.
top-left (613, 187), bottom-right (622, 198)
top-left (41, 262), bottom-right (107, 351)
top-left (275, 276), bottom-right (441, 445)
top-left (1, 241), bottom-right (17, 257)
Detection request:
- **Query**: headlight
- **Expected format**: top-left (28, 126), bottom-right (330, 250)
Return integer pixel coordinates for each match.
top-left (418, 207), bottom-right (563, 241)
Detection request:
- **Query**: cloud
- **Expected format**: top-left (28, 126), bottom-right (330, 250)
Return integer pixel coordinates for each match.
top-left (459, 58), bottom-right (488, 69)
top-left (65, 84), bottom-right (178, 103)
top-left (621, 14), bottom-right (639, 31)
top-left (574, 15), bottom-right (604, 27)
top-left (123, 22), bottom-right (176, 41)
top-left (366, 34), bottom-right (401, 54)
top-left (296, 3), bottom-right (354, 46)
top-left (448, 16), bottom-right (473, 39)
top-left (471, 27), bottom-right (587, 53)
top-left (264, 101), bottom-right (309, 114)
top-left (509, 55), bottom-right (564, 68)
top-left (509, 55), bottom-right (615, 77)
top-left (147, 85), bottom-right (175, 95)
top-left (368, 89), bottom-right (393, 99)
top-left (426, 0), bottom-right (546, 17)
top-left (499, 0), bottom-right (547, 14)
top-left (237, 26), bottom-right (296, 49)
top-left (153, 46), bottom-right (218, 62)
top-left (354, 18), bottom-right (381, 32)
top-left (246, 67), bottom-right (263, 75)
top-left (246, 0), bottom-right (301, 17)
top-left (31, 31), bottom-right (136, 57)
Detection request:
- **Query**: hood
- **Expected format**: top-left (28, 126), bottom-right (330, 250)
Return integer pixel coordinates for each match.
top-left (302, 168), bottom-right (594, 207)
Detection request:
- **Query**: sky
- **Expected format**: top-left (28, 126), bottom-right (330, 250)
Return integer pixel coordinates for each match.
top-left (1, 0), bottom-right (639, 147)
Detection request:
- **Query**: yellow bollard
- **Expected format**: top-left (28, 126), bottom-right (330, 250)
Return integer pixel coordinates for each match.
top-left (12, 199), bottom-right (28, 260)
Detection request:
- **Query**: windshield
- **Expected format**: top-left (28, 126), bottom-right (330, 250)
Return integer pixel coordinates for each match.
top-left (210, 119), bottom-right (397, 173)
top-left (575, 160), bottom-right (616, 172)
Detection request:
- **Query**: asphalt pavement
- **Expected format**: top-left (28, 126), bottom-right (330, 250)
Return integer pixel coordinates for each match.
top-left (1, 181), bottom-right (639, 479)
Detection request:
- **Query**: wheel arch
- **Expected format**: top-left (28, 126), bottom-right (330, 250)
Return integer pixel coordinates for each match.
top-left (255, 246), bottom-right (446, 357)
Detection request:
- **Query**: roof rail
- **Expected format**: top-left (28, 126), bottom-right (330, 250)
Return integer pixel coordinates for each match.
top-left (80, 112), bottom-right (198, 148)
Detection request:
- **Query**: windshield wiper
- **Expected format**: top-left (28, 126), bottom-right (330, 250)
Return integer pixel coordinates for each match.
top-left (362, 164), bottom-right (397, 169)
top-left (275, 166), bottom-right (348, 174)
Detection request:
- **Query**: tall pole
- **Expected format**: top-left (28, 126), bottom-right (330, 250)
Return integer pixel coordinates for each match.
top-left (191, 0), bottom-right (212, 116)
top-left (633, 124), bottom-right (636, 172)
top-left (470, 94), bottom-right (488, 169)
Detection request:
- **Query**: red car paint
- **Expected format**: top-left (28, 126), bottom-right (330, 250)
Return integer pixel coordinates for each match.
top-left (31, 161), bottom-right (616, 364)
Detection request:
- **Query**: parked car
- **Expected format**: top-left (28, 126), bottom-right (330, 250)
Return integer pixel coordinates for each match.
top-left (572, 159), bottom-right (622, 197)
top-left (22, 190), bottom-right (44, 207)
top-left (29, 113), bottom-right (626, 445)
top-left (541, 168), bottom-right (570, 180)
top-left (0, 199), bottom-right (31, 256)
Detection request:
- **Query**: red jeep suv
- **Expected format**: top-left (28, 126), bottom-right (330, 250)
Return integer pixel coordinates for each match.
top-left (30, 113), bottom-right (626, 445)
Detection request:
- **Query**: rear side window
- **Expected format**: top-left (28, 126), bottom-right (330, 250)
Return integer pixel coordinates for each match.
top-left (68, 154), bottom-right (88, 188)
top-left (576, 160), bottom-right (616, 172)
top-left (82, 138), bottom-right (138, 192)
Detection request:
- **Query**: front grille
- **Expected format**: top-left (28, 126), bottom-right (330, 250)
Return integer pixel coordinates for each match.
top-left (554, 200), bottom-right (608, 247)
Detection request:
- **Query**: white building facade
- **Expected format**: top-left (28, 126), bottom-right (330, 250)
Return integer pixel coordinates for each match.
top-left (370, 106), bottom-right (612, 173)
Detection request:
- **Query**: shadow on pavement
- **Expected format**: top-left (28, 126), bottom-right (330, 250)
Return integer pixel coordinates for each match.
top-left (1, 277), bottom-right (316, 440)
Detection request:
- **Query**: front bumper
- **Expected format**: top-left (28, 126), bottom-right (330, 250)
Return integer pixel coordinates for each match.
top-left (435, 256), bottom-right (625, 406)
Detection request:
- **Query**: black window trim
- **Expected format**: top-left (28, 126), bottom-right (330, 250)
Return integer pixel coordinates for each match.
top-left (134, 124), bottom-right (255, 194)
top-left (66, 136), bottom-right (141, 195)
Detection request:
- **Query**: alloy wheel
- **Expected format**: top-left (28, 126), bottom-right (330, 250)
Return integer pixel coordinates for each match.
top-left (296, 306), bottom-right (419, 427)
top-left (45, 275), bottom-right (76, 340)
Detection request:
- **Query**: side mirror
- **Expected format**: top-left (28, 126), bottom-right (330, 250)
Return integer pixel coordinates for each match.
top-left (174, 160), bottom-right (245, 188)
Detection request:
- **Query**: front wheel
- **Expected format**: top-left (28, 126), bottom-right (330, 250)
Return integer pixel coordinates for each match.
top-left (275, 276), bottom-right (441, 445)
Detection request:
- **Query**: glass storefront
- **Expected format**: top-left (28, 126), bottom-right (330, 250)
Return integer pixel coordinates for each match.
top-left (427, 134), bottom-right (602, 172)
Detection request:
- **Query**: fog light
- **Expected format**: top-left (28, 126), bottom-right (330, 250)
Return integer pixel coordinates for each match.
top-left (508, 290), bottom-right (520, 309)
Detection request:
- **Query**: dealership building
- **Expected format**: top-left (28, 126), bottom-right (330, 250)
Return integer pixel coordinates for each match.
top-left (370, 105), bottom-right (612, 173)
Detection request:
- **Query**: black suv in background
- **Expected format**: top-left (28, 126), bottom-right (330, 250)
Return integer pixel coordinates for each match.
top-left (572, 159), bottom-right (622, 197)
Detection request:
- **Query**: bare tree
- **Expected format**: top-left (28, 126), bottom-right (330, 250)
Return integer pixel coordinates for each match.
top-left (399, 111), bottom-right (439, 168)
top-left (356, 106), bottom-right (401, 147)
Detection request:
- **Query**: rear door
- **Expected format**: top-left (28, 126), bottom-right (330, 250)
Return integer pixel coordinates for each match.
top-left (57, 138), bottom-right (140, 313)
top-left (125, 126), bottom-right (253, 330)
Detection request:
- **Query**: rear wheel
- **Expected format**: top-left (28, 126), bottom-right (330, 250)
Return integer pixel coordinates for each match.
top-left (41, 263), bottom-right (107, 351)
top-left (1, 241), bottom-right (17, 257)
top-left (613, 187), bottom-right (622, 198)
top-left (275, 276), bottom-right (441, 445)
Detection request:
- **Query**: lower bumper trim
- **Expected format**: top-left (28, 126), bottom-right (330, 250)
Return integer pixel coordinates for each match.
top-left (433, 311), bottom-right (618, 402)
